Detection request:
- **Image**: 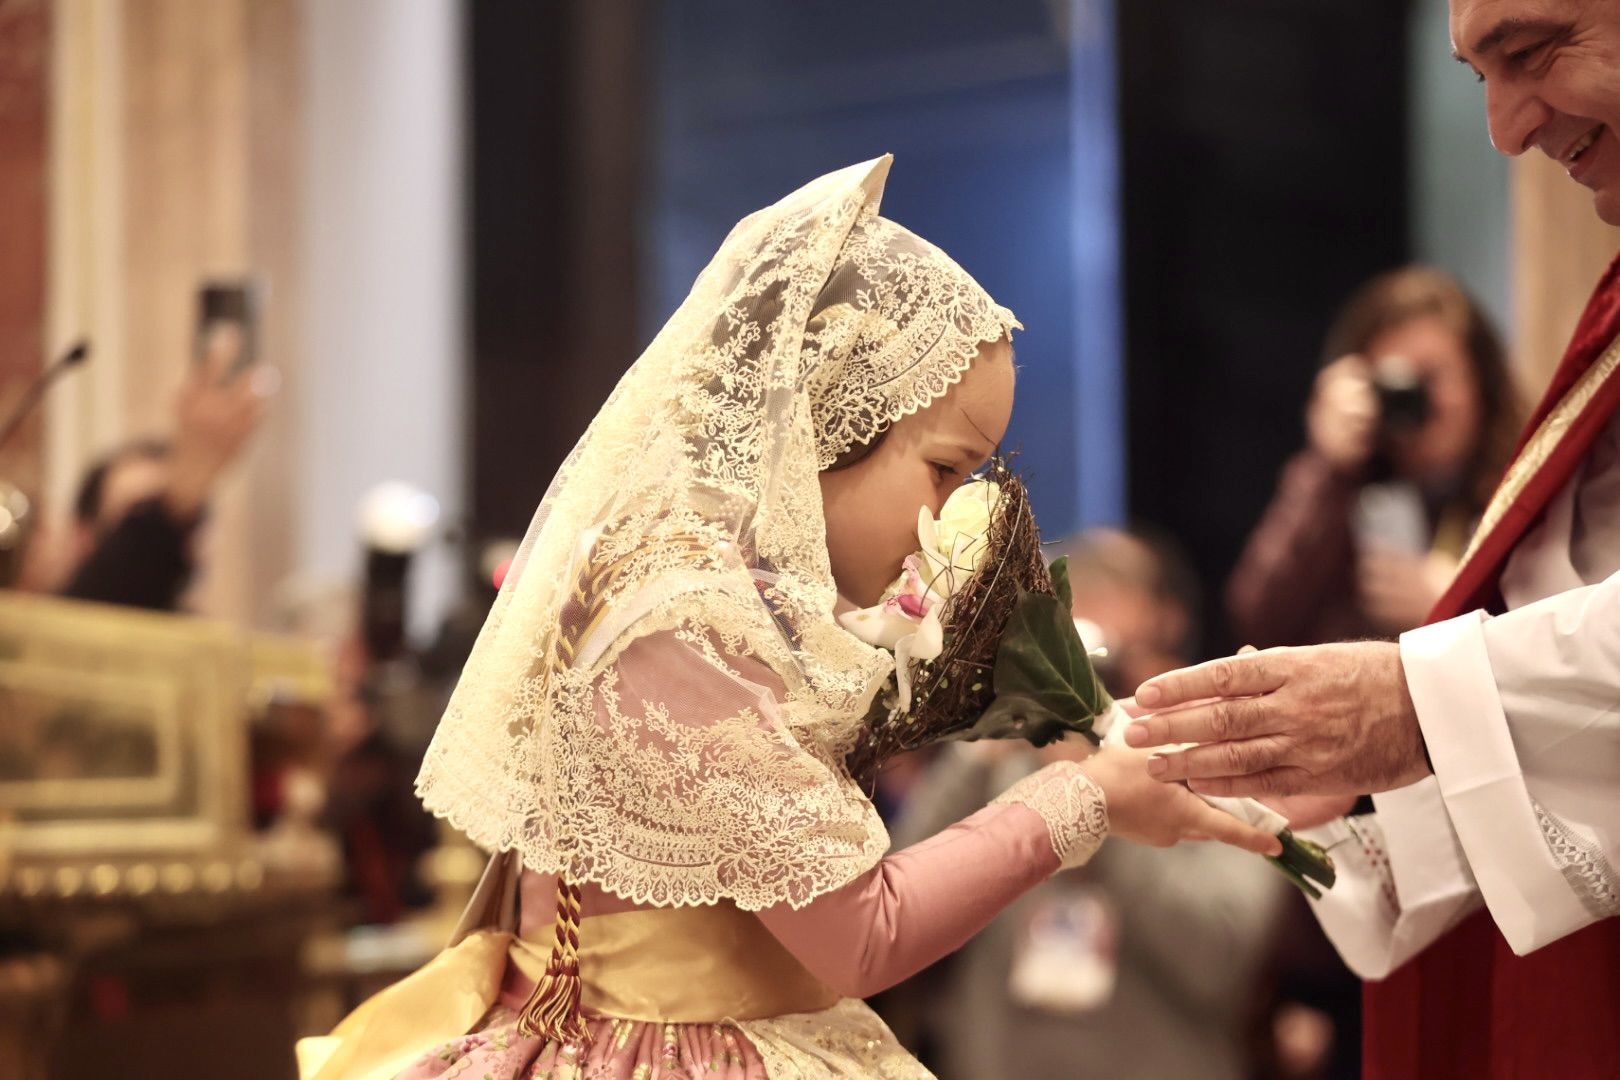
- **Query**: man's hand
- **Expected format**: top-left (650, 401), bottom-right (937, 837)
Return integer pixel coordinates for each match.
top-left (1124, 641), bottom-right (1431, 797)
top-left (166, 325), bottom-right (275, 520)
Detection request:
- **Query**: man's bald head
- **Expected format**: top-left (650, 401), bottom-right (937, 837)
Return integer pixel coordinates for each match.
top-left (1450, 0), bottom-right (1620, 222)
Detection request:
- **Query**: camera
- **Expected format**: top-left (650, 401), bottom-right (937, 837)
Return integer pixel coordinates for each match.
top-left (1373, 356), bottom-right (1429, 435)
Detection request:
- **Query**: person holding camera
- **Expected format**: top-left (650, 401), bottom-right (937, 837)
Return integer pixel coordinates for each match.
top-left (1077, 4), bottom-right (1620, 1069)
top-left (1226, 266), bottom-right (1520, 647)
top-left (52, 325), bottom-right (274, 611)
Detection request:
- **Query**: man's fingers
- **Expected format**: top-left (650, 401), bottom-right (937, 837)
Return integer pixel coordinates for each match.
top-left (1185, 799), bottom-right (1282, 856)
top-left (1146, 736), bottom-right (1285, 782)
top-left (1125, 696), bottom-right (1274, 748)
top-left (1135, 651), bottom-right (1287, 711)
top-left (1187, 768), bottom-right (1305, 799)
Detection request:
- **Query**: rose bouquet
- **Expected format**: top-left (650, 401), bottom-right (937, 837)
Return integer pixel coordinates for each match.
top-left (840, 463), bottom-right (1335, 897)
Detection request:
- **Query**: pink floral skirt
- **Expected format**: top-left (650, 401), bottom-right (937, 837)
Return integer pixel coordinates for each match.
top-left (394, 962), bottom-right (769, 1079)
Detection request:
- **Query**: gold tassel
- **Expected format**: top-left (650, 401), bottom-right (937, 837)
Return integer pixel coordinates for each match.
top-left (516, 872), bottom-right (593, 1046)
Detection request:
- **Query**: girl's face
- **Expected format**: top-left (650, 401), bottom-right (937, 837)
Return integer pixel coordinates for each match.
top-left (820, 339), bottom-right (1016, 607)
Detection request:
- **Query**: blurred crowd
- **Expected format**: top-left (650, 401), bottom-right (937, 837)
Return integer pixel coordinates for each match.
top-left (6, 323), bottom-right (488, 932)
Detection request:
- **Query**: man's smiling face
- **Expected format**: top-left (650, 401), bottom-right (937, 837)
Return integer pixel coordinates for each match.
top-left (1451, 0), bottom-right (1620, 222)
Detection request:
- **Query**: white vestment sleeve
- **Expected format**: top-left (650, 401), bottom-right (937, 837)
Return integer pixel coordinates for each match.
top-left (1399, 571), bottom-right (1620, 955)
top-left (1301, 778), bottom-right (1482, 979)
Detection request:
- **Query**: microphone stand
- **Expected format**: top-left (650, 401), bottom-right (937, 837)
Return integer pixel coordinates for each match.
top-left (0, 340), bottom-right (91, 453)
top-left (0, 340), bottom-right (90, 586)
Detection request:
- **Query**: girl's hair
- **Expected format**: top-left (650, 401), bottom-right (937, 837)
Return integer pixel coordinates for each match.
top-left (824, 428), bottom-right (889, 472)
top-left (1320, 265), bottom-right (1520, 509)
top-left (820, 337), bottom-right (1013, 473)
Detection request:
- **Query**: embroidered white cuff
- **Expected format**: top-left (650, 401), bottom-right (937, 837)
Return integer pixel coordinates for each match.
top-left (1401, 613), bottom-right (1590, 953)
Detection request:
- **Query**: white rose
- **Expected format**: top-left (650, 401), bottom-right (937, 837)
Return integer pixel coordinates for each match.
top-left (918, 478), bottom-right (999, 596)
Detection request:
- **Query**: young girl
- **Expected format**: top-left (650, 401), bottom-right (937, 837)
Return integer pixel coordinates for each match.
top-left (299, 155), bottom-right (1277, 1080)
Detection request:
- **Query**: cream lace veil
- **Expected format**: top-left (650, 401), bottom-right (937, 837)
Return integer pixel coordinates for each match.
top-left (416, 155), bottom-right (1020, 910)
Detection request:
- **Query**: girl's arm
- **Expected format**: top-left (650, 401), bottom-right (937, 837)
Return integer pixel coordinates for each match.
top-left (758, 762), bottom-right (1104, 999)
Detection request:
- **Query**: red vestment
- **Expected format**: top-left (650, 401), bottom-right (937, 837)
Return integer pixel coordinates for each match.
top-left (1363, 252), bottom-right (1620, 1078)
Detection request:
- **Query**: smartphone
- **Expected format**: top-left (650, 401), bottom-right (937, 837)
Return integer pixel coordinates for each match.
top-left (1354, 481), bottom-right (1429, 555)
top-left (196, 279), bottom-right (262, 375)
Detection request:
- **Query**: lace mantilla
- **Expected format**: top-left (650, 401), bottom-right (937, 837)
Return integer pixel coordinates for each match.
top-left (992, 761), bottom-right (1108, 871)
top-left (803, 216), bottom-right (1020, 468)
top-left (1534, 800), bottom-right (1620, 920)
top-left (415, 156), bottom-right (1020, 912)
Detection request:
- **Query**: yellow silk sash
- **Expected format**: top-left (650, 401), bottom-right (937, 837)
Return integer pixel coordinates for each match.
top-left (519, 903), bottom-right (838, 1023)
top-left (297, 905), bottom-right (836, 1080)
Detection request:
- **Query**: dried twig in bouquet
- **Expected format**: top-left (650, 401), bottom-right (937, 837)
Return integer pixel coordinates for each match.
top-left (842, 458), bottom-right (1108, 789)
top-left (838, 458), bottom-right (1336, 897)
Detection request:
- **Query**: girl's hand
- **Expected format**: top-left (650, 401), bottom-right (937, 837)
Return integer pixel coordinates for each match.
top-left (1082, 745), bottom-right (1283, 855)
top-left (1262, 793), bottom-right (1360, 830)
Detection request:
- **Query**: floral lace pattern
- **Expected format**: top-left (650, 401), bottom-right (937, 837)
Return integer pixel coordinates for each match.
top-left (992, 761), bottom-right (1109, 871)
top-left (415, 156), bottom-right (1020, 912)
top-left (424, 615), bottom-right (891, 911)
top-left (803, 215), bottom-right (1020, 469)
top-left (1534, 800), bottom-right (1620, 920)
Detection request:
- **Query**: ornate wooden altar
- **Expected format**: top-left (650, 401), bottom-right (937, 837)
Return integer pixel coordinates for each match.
top-left (0, 592), bottom-right (337, 1080)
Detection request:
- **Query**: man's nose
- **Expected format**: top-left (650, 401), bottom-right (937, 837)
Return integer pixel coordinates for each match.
top-left (1484, 79), bottom-right (1550, 156)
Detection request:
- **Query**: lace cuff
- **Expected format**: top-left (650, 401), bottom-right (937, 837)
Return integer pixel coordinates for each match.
top-left (992, 760), bottom-right (1108, 871)
top-left (1535, 800), bottom-right (1620, 921)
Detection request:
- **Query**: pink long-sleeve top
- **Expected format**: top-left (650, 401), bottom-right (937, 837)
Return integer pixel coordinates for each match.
top-left (520, 796), bottom-right (1062, 1001)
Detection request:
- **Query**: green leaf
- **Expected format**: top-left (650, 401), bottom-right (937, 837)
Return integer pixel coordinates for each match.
top-left (951, 583), bottom-right (1113, 747)
top-left (1274, 830), bottom-right (1337, 890)
top-left (998, 584), bottom-right (1112, 719)
top-left (1267, 856), bottom-right (1323, 901)
top-left (1050, 555), bottom-right (1075, 614)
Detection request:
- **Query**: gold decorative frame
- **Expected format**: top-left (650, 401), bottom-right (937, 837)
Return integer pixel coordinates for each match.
top-left (0, 592), bottom-right (251, 860)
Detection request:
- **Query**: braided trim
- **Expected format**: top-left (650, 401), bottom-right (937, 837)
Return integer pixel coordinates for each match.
top-left (515, 873), bottom-right (592, 1046)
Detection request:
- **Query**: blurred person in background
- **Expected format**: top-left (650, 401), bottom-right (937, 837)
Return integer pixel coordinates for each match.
top-left (39, 326), bottom-right (274, 611)
top-left (1227, 266), bottom-right (1519, 647)
top-left (892, 528), bottom-right (1287, 1080)
top-left (1124, 4), bottom-right (1620, 1069)
top-left (1219, 270), bottom-right (1518, 1077)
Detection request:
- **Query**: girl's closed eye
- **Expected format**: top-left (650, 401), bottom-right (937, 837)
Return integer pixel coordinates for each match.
top-left (931, 461), bottom-right (958, 481)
